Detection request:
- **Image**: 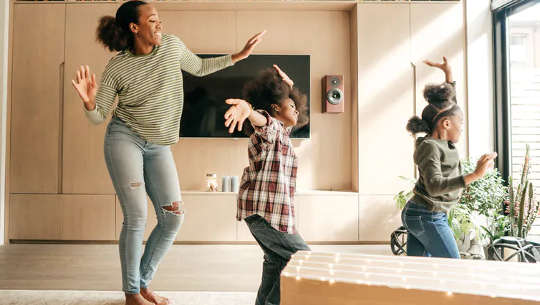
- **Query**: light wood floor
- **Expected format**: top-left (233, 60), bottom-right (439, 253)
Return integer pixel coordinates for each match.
top-left (0, 244), bottom-right (391, 291)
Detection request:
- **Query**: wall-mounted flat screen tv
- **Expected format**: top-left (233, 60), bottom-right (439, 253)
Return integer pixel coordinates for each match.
top-left (180, 54), bottom-right (310, 138)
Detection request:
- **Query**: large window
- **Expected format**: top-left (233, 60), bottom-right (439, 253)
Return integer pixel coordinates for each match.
top-left (494, 0), bottom-right (540, 191)
top-left (494, 0), bottom-right (540, 241)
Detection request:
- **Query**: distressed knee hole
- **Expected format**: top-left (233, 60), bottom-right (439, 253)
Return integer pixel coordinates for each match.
top-left (162, 201), bottom-right (184, 216)
top-left (129, 181), bottom-right (143, 190)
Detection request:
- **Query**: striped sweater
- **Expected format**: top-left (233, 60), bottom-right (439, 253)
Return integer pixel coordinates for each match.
top-left (84, 34), bottom-right (234, 145)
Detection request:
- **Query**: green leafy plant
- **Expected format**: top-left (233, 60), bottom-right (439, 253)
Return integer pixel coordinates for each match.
top-left (393, 176), bottom-right (416, 210)
top-left (481, 213), bottom-right (510, 243)
top-left (448, 206), bottom-right (474, 241)
top-left (459, 160), bottom-right (507, 218)
top-left (458, 158), bottom-right (509, 244)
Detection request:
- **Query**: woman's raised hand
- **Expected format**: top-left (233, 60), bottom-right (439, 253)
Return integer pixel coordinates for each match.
top-left (71, 65), bottom-right (97, 110)
top-left (273, 64), bottom-right (294, 89)
top-left (232, 31), bottom-right (266, 63)
top-left (224, 99), bottom-right (252, 133)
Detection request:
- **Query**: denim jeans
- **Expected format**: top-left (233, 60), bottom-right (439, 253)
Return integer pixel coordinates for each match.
top-left (245, 214), bottom-right (311, 305)
top-left (104, 117), bottom-right (184, 294)
top-left (401, 201), bottom-right (460, 259)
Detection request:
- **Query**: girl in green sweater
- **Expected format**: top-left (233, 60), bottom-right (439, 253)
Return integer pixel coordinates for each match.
top-left (403, 57), bottom-right (497, 258)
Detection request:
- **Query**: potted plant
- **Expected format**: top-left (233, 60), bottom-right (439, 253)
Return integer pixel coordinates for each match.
top-left (488, 145), bottom-right (540, 262)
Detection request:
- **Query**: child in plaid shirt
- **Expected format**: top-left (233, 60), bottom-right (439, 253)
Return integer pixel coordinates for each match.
top-left (224, 65), bottom-right (310, 305)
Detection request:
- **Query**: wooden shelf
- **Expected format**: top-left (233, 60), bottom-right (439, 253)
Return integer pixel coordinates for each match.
top-left (181, 190), bottom-right (359, 196)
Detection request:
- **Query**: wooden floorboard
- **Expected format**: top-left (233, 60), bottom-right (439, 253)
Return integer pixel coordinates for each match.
top-left (0, 244), bottom-right (391, 291)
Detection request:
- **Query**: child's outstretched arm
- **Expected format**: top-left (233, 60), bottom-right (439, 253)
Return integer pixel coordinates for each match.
top-left (424, 56), bottom-right (453, 84)
top-left (463, 152), bottom-right (498, 185)
top-left (272, 64), bottom-right (294, 89)
top-left (224, 99), bottom-right (267, 133)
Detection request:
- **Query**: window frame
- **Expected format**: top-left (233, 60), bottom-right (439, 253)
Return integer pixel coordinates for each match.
top-left (493, 0), bottom-right (540, 181)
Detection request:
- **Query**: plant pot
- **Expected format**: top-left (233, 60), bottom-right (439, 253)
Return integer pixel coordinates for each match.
top-left (487, 236), bottom-right (539, 263)
top-left (390, 226), bottom-right (407, 256)
top-left (524, 240), bottom-right (540, 262)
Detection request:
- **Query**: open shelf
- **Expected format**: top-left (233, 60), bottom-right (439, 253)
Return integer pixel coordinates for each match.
top-left (181, 190), bottom-right (359, 196)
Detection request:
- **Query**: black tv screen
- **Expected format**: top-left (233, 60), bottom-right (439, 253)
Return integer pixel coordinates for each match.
top-left (180, 54), bottom-right (310, 138)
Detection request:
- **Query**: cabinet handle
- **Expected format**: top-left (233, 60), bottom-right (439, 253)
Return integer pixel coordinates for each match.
top-left (58, 62), bottom-right (64, 194)
top-left (410, 61), bottom-right (417, 115)
top-left (410, 61), bottom-right (418, 179)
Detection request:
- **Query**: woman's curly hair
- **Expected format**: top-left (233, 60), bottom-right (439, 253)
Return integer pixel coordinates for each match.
top-left (242, 68), bottom-right (308, 135)
top-left (96, 1), bottom-right (146, 52)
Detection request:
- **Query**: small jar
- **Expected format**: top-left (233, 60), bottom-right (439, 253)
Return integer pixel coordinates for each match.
top-left (221, 176), bottom-right (231, 192)
top-left (230, 176), bottom-right (239, 193)
top-left (205, 173), bottom-right (218, 192)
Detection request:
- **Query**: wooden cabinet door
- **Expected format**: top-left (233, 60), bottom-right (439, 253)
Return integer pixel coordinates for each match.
top-left (63, 3), bottom-right (117, 194)
top-left (60, 194), bottom-right (116, 240)
top-left (357, 3), bottom-right (415, 195)
top-left (9, 194), bottom-right (62, 240)
top-left (9, 194), bottom-right (115, 241)
top-left (176, 193), bottom-right (237, 241)
top-left (297, 193), bottom-right (359, 242)
top-left (10, 4), bottom-right (65, 193)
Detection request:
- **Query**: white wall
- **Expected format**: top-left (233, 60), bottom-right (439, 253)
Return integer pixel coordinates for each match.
top-left (0, 0), bottom-right (9, 246)
top-left (465, 0), bottom-right (496, 159)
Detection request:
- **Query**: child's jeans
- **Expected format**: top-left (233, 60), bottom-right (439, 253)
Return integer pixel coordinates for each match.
top-left (245, 214), bottom-right (311, 305)
top-left (401, 200), bottom-right (460, 259)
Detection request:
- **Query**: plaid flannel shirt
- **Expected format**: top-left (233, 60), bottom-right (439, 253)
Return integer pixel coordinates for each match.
top-left (237, 110), bottom-right (298, 233)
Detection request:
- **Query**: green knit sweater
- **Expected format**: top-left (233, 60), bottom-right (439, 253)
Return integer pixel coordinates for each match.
top-left (411, 137), bottom-right (466, 213)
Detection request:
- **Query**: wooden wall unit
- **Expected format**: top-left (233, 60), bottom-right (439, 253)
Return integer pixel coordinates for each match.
top-left (6, 1), bottom-right (467, 243)
top-left (10, 4), bottom-right (64, 194)
top-left (58, 3), bottom-right (355, 195)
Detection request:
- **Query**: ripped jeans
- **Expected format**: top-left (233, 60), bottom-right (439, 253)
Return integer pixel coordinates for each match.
top-left (104, 117), bottom-right (184, 294)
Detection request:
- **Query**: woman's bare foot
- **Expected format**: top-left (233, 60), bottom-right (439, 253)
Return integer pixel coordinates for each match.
top-left (141, 287), bottom-right (171, 305)
top-left (125, 293), bottom-right (155, 305)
